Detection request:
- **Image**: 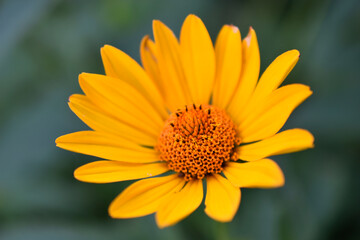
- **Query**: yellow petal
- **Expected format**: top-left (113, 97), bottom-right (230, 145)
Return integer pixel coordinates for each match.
top-left (238, 128), bottom-right (314, 161)
top-left (153, 19), bottom-right (192, 112)
top-left (55, 131), bottom-right (159, 163)
top-left (74, 161), bottom-right (169, 183)
top-left (227, 27), bottom-right (260, 124)
top-left (180, 14), bottom-right (215, 105)
top-left (140, 36), bottom-right (165, 97)
top-left (79, 73), bottom-right (163, 136)
top-left (156, 179), bottom-right (203, 228)
top-left (239, 49), bottom-right (300, 122)
top-left (213, 25), bottom-right (242, 109)
top-left (68, 94), bottom-right (157, 146)
top-left (239, 84), bottom-right (313, 143)
top-left (109, 174), bottom-right (185, 218)
top-left (223, 159), bottom-right (284, 188)
top-left (204, 174), bottom-right (241, 222)
top-left (101, 45), bottom-right (168, 119)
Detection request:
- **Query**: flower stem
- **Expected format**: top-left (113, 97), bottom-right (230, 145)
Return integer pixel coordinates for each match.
top-left (215, 222), bottom-right (230, 240)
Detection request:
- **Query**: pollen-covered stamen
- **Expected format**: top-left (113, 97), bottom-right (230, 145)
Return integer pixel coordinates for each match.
top-left (157, 104), bottom-right (241, 181)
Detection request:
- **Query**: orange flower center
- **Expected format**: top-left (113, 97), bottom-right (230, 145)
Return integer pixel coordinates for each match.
top-left (157, 104), bottom-right (241, 181)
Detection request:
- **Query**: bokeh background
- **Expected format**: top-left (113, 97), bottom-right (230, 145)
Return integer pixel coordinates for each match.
top-left (0, 0), bottom-right (359, 239)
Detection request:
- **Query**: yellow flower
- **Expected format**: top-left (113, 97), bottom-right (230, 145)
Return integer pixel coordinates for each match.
top-left (56, 14), bottom-right (314, 228)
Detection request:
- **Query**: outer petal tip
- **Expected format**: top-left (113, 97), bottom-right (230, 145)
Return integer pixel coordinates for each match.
top-left (102, 44), bottom-right (112, 49)
top-left (279, 176), bottom-right (285, 187)
top-left (73, 168), bottom-right (82, 182)
top-left (78, 72), bottom-right (86, 83)
top-left (228, 24), bottom-right (239, 33)
top-left (155, 180), bottom-right (203, 228)
top-left (300, 128), bottom-right (314, 141)
top-left (152, 19), bottom-right (162, 28)
top-left (273, 164), bottom-right (285, 188)
top-left (155, 217), bottom-right (168, 229)
top-left (100, 46), bottom-right (105, 55)
top-left (108, 200), bottom-right (124, 219)
top-left (223, 24), bottom-right (238, 31)
top-left (100, 45), bottom-right (118, 58)
top-left (185, 13), bottom-right (199, 20)
top-left (290, 49), bottom-right (300, 57)
top-left (243, 27), bottom-right (257, 47)
top-left (306, 130), bottom-right (315, 148)
top-left (204, 174), bottom-right (241, 222)
top-left (100, 45), bottom-right (112, 54)
top-left (54, 135), bottom-right (61, 144)
top-left (68, 94), bottom-right (75, 102)
top-left (224, 160), bottom-right (285, 189)
top-left (108, 207), bottom-right (116, 219)
top-left (141, 35), bottom-right (150, 43)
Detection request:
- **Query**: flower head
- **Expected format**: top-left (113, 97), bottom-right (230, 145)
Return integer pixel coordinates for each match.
top-left (56, 14), bottom-right (314, 228)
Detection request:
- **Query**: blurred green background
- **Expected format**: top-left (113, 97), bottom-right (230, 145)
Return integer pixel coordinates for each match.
top-left (0, 0), bottom-right (359, 239)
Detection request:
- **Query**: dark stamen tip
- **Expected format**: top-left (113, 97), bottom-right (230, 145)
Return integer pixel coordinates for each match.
top-left (193, 104), bottom-right (196, 109)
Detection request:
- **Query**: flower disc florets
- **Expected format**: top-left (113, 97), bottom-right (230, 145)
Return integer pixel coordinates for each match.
top-left (157, 104), bottom-right (241, 181)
